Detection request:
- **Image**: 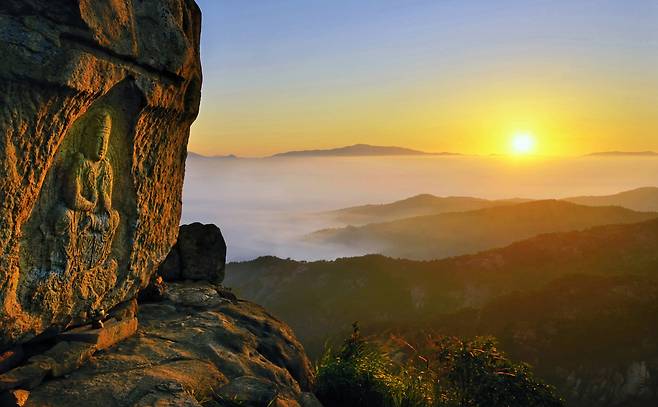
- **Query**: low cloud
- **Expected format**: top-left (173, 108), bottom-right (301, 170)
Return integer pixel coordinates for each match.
top-left (182, 155), bottom-right (658, 262)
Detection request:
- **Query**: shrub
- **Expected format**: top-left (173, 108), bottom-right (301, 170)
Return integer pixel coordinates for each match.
top-left (315, 323), bottom-right (407, 407)
top-left (315, 326), bottom-right (564, 407)
top-left (433, 336), bottom-right (564, 407)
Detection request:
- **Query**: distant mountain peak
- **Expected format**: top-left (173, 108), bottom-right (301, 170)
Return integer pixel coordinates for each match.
top-left (270, 144), bottom-right (458, 158)
top-left (187, 151), bottom-right (240, 159)
top-left (586, 151), bottom-right (658, 157)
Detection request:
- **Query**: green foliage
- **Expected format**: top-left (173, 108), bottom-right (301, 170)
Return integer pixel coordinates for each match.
top-left (316, 327), bottom-right (564, 407)
top-left (315, 323), bottom-right (408, 407)
top-left (229, 220), bottom-right (658, 406)
top-left (433, 336), bottom-right (563, 407)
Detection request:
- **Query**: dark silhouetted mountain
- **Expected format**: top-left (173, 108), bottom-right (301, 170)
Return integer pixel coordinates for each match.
top-left (227, 218), bottom-right (658, 356)
top-left (309, 200), bottom-right (658, 260)
top-left (270, 144), bottom-right (458, 158)
top-left (226, 218), bottom-right (658, 406)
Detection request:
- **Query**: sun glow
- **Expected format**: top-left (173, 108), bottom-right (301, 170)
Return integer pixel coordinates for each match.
top-left (510, 132), bottom-right (536, 155)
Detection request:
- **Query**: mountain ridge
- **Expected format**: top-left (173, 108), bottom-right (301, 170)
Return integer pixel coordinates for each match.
top-left (186, 149), bottom-right (658, 159)
top-left (564, 186), bottom-right (658, 212)
top-left (227, 216), bottom-right (658, 355)
top-left (226, 217), bottom-right (658, 406)
top-left (322, 194), bottom-right (531, 225)
top-left (320, 187), bottom-right (658, 226)
top-left (187, 151), bottom-right (240, 159)
top-left (309, 199), bottom-right (658, 260)
top-left (271, 143), bottom-right (458, 158)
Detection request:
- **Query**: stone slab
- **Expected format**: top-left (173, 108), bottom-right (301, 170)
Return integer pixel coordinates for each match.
top-left (57, 318), bottom-right (138, 351)
top-left (40, 341), bottom-right (96, 378)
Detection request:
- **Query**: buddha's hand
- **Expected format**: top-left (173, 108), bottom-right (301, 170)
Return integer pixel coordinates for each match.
top-left (89, 212), bottom-right (109, 231)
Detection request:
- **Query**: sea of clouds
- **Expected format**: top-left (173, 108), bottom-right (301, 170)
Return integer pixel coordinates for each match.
top-left (181, 155), bottom-right (658, 262)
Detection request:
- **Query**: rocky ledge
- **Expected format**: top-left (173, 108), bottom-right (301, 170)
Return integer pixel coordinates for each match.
top-left (1, 280), bottom-right (320, 407)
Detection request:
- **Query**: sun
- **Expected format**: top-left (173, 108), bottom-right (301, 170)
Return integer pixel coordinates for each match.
top-left (510, 132), bottom-right (536, 155)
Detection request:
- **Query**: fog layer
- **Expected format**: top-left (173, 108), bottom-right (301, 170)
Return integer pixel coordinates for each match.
top-left (181, 155), bottom-right (658, 261)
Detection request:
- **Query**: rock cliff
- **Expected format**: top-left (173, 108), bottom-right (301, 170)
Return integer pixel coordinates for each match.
top-left (0, 224), bottom-right (321, 407)
top-left (0, 0), bottom-right (202, 347)
top-left (21, 281), bottom-right (319, 407)
top-left (1, 4), bottom-right (323, 406)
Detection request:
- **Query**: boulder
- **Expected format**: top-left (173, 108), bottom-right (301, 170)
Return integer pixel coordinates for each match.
top-left (22, 281), bottom-right (318, 407)
top-left (159, 223), bottom-right (227, 283)
top-left (0, 0), bottom-right (202, 349)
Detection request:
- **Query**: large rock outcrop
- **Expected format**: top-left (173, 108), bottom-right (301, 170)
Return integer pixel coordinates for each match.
top-left (159, 223), bottom-right (227, 283)
top-left (0, 1), bottom-right (202, 348)
top-left (22, 281), bottom-right (320, 407)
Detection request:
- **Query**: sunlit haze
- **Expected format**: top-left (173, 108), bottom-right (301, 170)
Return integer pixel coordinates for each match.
top-left (191, 0), bottom-right (658, 157)
top-left (182, 156), bottom-right (658, 261)
top-left (511, 132), bottom-right (536, 155)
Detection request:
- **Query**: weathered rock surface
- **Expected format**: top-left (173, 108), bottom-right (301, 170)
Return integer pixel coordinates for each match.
top-left (159, 223), bottom-right (227, 283)
top-left (20, 281), bottom-right (319, 407)
top-left (0, 0), bottom-right (202, 348)
top-left (0, 316), bottom-right (138, 393)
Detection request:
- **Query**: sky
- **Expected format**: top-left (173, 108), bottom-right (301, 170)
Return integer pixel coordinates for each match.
top-left (190, 0), bottom-right (658, 157)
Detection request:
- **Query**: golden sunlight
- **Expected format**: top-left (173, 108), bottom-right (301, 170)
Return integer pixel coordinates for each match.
top-left (510, 132), bottom-right (536, 155)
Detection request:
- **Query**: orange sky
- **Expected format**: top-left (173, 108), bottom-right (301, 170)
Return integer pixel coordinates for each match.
top-left (190, 1), bottom-right (658, 157)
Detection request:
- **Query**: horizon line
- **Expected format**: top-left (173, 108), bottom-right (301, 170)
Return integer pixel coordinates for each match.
top-left (187, 144), bottom-right (658, 160)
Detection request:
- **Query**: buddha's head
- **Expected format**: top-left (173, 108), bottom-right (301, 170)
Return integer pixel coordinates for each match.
top-left (85, 110), bottom-right (112, 161)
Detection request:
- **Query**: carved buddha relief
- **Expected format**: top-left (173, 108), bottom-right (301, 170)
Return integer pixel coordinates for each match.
top-left (49, 110), bottom-right (120, 274)
top-left (18, 78), bottom-right (142, 321)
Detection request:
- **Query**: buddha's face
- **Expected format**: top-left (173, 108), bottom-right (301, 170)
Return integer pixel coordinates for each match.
top-left (87, 113), bottom-right (112, 161)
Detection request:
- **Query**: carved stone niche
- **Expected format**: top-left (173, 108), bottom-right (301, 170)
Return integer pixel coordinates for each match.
top-left (19, 79), bottom-right (144, 325)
